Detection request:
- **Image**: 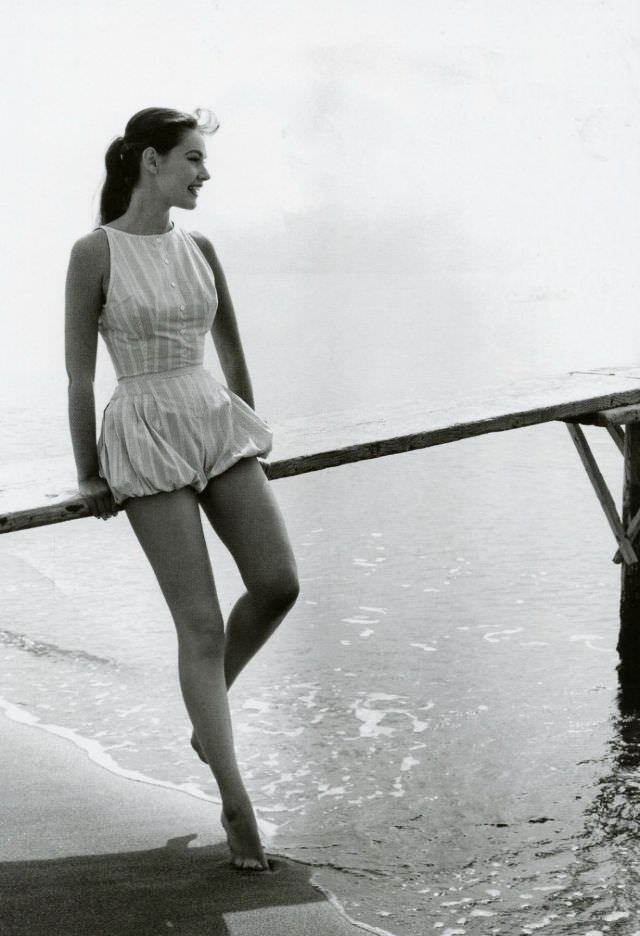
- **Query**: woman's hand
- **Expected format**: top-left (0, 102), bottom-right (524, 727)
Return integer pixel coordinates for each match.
top-left (78, 475), bottom-right (118, 520)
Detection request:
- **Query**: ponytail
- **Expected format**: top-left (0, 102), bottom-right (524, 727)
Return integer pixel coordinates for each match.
top-left (99, 136), bottom-right (141, 224)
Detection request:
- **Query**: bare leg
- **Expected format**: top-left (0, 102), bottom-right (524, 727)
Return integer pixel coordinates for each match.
top-left (224, 592), bottom-right (295, 691)
top-left (191, 457), bottom-right (299, 751)
top-left (189, 591), bottom-right (296, 762)
top-left (124, 486), bottom-right (270, 871)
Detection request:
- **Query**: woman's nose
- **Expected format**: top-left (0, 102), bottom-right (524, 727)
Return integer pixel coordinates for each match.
top-left (200, 166), bottom-right (211, 181)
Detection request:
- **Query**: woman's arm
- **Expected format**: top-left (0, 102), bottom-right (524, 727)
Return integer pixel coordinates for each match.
top-left (65, 233), bottom-right (116, 518)
top-left (191, 232), bottom-right (257, 410)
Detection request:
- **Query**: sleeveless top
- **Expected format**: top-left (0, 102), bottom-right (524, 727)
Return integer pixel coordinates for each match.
top-left (96, 223), bottom-right (218, 380)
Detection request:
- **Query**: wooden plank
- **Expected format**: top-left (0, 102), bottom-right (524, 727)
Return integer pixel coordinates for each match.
top-left (4, 367), bottom-right (640, 534)
top-left (565, 423), bottom-right (637, 564)
top-left (566, 405), bottom-right (640, 427)
top-left (597, 406), bottom-right (640, 426)
top-left (264, 370), bottom-right (640, 480)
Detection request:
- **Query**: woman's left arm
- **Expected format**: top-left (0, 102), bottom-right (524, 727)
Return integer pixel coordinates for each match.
top-left (191, 232), bottom-right (256, 409)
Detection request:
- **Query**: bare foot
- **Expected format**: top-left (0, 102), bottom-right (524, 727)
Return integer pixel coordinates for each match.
top-left (221, 807), bottom-right (271, 872)
top-left (191, 731), bottom-right (207, 764)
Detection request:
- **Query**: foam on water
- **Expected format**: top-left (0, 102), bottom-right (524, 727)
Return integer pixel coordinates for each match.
top-left (2, 376), bottom-right (640, 932)
top-left (0, 695), bottom-right (265, 823)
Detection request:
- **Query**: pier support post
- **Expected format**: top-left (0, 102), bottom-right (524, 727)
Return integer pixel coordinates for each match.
top-left (619, 423), bottom-right (640, 676)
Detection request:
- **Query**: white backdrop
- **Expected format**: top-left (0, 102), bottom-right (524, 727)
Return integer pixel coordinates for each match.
top-left (1, 0), bottom-right (639, 381)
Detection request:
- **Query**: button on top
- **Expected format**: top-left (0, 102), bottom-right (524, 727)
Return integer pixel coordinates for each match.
top-left (170, 281), bottom-right (176, 287)
top-left (164, 259), bottom-right (169, 265)
top-left (179, 304), bottom-right (185, 311)
top-left (155, 237), bottom-right (162, 244)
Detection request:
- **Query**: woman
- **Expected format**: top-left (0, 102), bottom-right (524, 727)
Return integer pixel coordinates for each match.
top-left (64, 106), bottom-right (299, 872)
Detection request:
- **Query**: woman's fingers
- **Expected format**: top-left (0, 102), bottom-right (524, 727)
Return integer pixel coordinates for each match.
top-left (100, 495), bottom-right (118, 519)
top-left (83, 499), bottom-right (98, 518)
top-left (78, 477), bottom-right (118, 519)
top-left (89, 496), bottom-right (107, 519)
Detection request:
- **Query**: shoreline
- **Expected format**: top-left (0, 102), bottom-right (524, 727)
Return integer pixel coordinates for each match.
top-left (0, 696), bottom-right (279, 842)
top-left (0, 698), bottom-right (397, 936)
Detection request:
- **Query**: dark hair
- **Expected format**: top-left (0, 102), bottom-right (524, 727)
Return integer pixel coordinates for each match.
top-left (99, 106), bottom-right (219, 224)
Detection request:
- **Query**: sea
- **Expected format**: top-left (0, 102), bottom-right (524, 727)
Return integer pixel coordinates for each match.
top-left (3, 269), bottom-right (640, 935)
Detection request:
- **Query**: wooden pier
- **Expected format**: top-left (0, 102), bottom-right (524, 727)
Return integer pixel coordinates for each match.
top-left (3, 363), bottom-right (640, 678)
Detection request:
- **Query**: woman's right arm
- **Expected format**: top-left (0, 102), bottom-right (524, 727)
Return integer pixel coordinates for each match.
top-left (64, 234), bottom-right (117, 520)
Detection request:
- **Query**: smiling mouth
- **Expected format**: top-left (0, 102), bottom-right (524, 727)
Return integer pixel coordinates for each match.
top-left (188, 185), bottom-right (201, 196)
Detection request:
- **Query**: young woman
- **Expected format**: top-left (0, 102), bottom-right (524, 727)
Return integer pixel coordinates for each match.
top-left (64, 106), bottom-right (299, 872)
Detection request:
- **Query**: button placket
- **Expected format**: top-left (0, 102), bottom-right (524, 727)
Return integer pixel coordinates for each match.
top-left (161, 250), bottom-right (186, 332)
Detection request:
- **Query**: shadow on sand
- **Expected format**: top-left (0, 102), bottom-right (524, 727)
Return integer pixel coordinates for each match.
top-left (0, 834), bottom-right (328, 936)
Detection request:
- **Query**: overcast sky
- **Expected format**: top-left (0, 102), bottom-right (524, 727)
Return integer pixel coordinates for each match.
top-left (1, 0), bottom-right (640, 377)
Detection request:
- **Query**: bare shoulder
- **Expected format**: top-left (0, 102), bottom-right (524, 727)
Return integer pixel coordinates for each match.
top-left (69, 229), bottom-right (108, 273)
top-left (189, 230), bottom-right (219, 268)
top-left (67, 230), bottom-right (109, 304)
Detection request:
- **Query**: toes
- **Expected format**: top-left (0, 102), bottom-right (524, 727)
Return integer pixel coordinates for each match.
top-left (222, 811), bottom-right (269, 871)
top-left (231, 857), bottom-right (270, 872)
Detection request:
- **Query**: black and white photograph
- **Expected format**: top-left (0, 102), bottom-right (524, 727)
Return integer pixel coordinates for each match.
top-left (2, 2), bottom-right (640, 934)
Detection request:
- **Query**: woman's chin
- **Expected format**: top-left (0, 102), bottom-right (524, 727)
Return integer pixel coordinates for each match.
top-left (174, 195), bottom-right (198, 210)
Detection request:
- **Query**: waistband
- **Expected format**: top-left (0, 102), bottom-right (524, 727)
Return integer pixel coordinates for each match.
top-left (116, 364), bottom-right (206, 390)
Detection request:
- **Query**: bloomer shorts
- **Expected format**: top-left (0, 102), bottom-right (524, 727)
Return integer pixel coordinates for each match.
top-left (97, 364), bottom-right (273, 506)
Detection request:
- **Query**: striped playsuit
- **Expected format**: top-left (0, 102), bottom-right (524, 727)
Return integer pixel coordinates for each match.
top-left (95, 222), bottom-right (273, 506)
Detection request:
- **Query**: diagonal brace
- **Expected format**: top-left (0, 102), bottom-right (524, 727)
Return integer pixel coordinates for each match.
top-left (613, 504), bottom-right (640, 563)
top-left (565, 423), bottom-right (638, 564)
top-left (606, 424), bottom-right (625, 456)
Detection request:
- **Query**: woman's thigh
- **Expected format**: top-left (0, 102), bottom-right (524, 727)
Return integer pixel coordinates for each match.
top-left (197, 458), bottom-right (298, 597)
top-left (123, 486), bottom-right (222, 630)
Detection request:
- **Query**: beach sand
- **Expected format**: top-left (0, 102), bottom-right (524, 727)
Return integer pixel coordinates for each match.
top-left (0, 712), bottom-right (390, 936)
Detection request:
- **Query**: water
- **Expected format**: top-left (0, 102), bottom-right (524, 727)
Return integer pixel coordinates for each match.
top-left (3, 269), bottom-right (640, 934)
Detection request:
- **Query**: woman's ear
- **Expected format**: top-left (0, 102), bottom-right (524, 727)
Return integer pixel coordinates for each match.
top-left (141, 146), bottom-right (159, 174)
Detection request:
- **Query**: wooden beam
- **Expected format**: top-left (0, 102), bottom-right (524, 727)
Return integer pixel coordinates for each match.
top-left (565, 423), bottom-right (638, 564)
top-left (619, 424), bottom-right (640, 666)
top-left (4, 366), bottom-right (640, 534)
top-left (567, 405), bottom-right (640, 427)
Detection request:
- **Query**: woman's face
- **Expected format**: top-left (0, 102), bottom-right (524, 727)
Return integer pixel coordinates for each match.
top-left (152, 129), bottom-right (211, 210)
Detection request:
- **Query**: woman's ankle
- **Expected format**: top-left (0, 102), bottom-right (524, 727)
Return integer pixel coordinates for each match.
top-left (221, 792), bottom-right (255, 821)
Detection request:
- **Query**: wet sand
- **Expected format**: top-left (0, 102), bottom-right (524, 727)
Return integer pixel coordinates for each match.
top-left (0, 712), bottom-right (392, 936)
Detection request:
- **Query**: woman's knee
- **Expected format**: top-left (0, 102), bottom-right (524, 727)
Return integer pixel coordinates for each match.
top-left (174, 608), bottom-right (225, 657)
top-left (252, 565), bottom-right (300, 615)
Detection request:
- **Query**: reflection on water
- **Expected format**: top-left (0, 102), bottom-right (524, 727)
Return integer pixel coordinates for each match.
top-left (533, 699), bottom-right (640, 934)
